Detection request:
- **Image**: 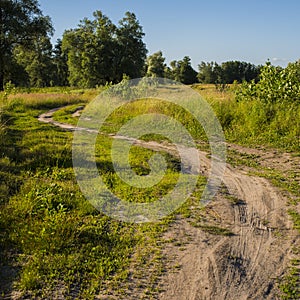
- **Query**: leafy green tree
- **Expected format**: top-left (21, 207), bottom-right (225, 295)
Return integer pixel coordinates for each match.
top-left (197, 61), bottom-right (220, 83)
top-left (116, 12), bottom-right (147, 80)
top-left (52, 39), bottom-right (69, 86)
top-left (221, 61), bottom-right (260, 84)
top-left (237, 61), bottom-right (300, 104)
top-left (14, 36), bottom-right (54, 87)
top-left (0, 0), bottom-right (53, 89)
top-left (62, 11), bottom-right (117, 87)
top-left (170, 56), bottom-right (198, 84)
top-left (62, 11), bottom-right (147, 87)
top-left (146, 51), bottom-right (166, 78)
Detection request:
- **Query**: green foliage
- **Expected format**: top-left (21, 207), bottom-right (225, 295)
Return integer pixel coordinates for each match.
top-left (2, 81), bottom-right (17, 100)
top-left (116, 12), bottom-right (148, 80)
top-left (62, 11), bottom-right (116, 87)
top-left (169, 56), bottom-right (198, 84)
top-left (198, 61), bottom-right (260, 84)
top-left (279, 260), bottom-right (300, 300)
top-left (212, 97), bottom-right (300, 151)
top-left (197, 61), bottom-right (221, 84)
top-left (211, 61), bottom-right (300, 151)
top-left (62, 11), bottom-right (147, 88)
top-left (0, 0), bottom-right (53, 89)
top-left (52, 39), bottom-right (69, 86)
top-left (236, 61), bottom-right (300, 104)
top-left (14, 36), bottom-right (55, 87)
top-left (146, 51), bottom-right (166, 78)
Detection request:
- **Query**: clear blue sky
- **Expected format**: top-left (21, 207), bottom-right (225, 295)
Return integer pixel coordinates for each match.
top-left (39, 0), bottom-right (300, 69)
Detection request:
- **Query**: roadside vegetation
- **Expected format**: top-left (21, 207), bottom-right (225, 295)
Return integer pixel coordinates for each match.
top-left (0, 90), bottom-right (173, 298)
top-left (1, 61), bottom-right (298, 297)
top-left (194, 61), bottom-right (300, 152)
top-left (0, 87), bottom-right (208, 298)
top-left (1, 1), bottom-right (299, 299)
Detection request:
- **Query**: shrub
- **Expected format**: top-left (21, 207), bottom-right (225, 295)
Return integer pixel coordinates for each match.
top-left (236, 61), bottom-right (300, 105)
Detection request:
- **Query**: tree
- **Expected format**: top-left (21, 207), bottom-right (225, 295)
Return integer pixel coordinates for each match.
top-left (180, 56), bottom-right (198, 84)
top-left (197, 61), bottom-right (220, 83)
top-left (62, 11), bottom-right (117, 87)
top-left (170, 56), bottom-right (198, 84)
top-left (169, 60), bottom-right (181, 82)
top-left (116, 12), bottom-right (147, 80)
top-left (52, 39), bottom-right (69, 86)
top-left (237, 61), bottom-right (300, 104)
top-left (145, 51), bottom-right (166, 78)
top-left (3, 54), bottom-right (29, 87)
top-left (14, 36), bottom-right (54, 87)
top-left (220, 61), bottom-right (260, 84)
top-left (0, 0), bottom-right (53, 89)
top-left (62, 11), bottom-right (147, 87)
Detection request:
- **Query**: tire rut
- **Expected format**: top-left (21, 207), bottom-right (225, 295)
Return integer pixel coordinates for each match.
top-left (38, 107), bottom-right (299, 300)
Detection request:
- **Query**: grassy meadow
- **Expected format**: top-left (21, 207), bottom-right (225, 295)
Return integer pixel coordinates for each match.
top-left (0, 84), bottom-right (299, 298)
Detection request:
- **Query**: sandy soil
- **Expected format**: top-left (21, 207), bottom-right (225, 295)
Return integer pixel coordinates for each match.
top-left (158, 165), bottom-right (298, 300)
top-left (36, 107), bottom-right (300, 299)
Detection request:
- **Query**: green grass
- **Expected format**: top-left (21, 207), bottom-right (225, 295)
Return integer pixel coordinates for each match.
top-left (0, 91), bottom-right (207, 298)
top-left (192, 84), bottom-right (300, 152)
top-left (279, 259), bottom-right (300, 300)
top-left (50, 85), bottom-right (299, 153)
top-left (226, 149), bottom-right (260, 168)
top-left (96, 138), bottom-right (181, 202)
top-left (190, 224), bottom-right (234, 236)
top-left (288, 210), bottom-right (300, 232)
top-left (52, 103), bottom-right (85, 125)
top-left (0, 86), bottom-right (299, 299)
top-left (98, 98), bottom-right (209, 143)
top-left (215, 97), bottom-right (299, 152)
top-left (253, 169), bottom-right (299, 200)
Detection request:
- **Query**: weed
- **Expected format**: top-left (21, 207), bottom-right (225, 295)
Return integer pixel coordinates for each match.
top-left (279, 259), bottom-right (300, 300)
top-left (288, 210), bottom-right (300, 232)
top-left (0, 86), bottom-right (298, 299)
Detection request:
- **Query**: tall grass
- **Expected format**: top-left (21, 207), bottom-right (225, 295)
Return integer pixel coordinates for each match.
top-left (191, 84), bottom-right (300, 152)
top-left (48, 83), bottom-right (299, 152)
top-left (0, 90), bottom-right (183, 298)
top-left (7, 92), bottom-right (91, 110)
top-left (1, 85), bottom-right (298, 298)
top-left (212, 97), bottom-right (300, 151)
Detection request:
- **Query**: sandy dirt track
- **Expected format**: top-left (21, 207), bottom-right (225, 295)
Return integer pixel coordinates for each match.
top-left (38, 107), bottom-right (299, 300)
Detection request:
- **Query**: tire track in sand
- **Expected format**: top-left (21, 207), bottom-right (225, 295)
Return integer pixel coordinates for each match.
top-left (38, 107), bottom-right (299, 300)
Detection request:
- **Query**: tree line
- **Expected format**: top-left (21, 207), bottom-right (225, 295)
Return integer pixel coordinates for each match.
top-left (0, 0), bottom-right (286, 90)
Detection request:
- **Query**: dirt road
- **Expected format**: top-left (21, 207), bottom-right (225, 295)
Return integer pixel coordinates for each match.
top-left (38, 107), bottom-right (299, 300)
top-left (158, 164), bottom-right (297, 299)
